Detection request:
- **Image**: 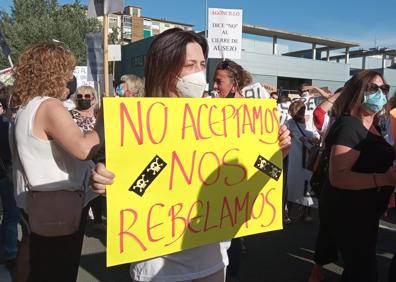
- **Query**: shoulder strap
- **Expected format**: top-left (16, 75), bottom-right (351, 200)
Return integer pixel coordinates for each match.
top-left (11, 115), bottom-right (85, 192)
top-left (10, 120), bottom-right (31, 190)
top-left (294, 120), bottom-right (307, 137)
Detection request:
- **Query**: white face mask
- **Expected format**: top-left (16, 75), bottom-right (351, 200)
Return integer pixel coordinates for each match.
top-left (176, 71), bottom-right (207, 98)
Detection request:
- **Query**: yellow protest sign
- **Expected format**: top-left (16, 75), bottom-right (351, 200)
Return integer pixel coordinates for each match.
top-left (104, 97), bottom-right (283, 266)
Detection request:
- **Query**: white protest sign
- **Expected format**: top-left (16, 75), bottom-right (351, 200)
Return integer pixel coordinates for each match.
top-left (86, 33), bottom-right (104, 82)
top-left (278, 101), bottom-right (291, 126)
top-left (87, 0), bottom-right (124, 18)
top-left (208, 8), bottom-right (243, 59)
top-left (73, 66), bottom-right (94, 88)
top-left (108, 44), bottom-right (121, 62)
top-left (289, 95), bottom-right (325, 132)
top-left (242, 83), bottom-right (270, 99)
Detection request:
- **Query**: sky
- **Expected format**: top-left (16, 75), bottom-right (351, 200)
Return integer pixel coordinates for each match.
top-left (1, 0), bottom-right (396, 50)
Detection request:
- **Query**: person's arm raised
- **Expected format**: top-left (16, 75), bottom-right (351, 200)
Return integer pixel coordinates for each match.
top-left (313, 86), bottom-right (332, 99)
top-left (37, 98), bottom-right (102, 160)
top-left (318, 90), bottom-right (341, 113)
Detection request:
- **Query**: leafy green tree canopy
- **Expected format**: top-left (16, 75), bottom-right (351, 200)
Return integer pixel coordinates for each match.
top-left (0, 0), bottom-right (101, 68)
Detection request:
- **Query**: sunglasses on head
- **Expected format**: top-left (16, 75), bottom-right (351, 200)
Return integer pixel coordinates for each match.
top-left (366, 83), bottom-right (390, 95)
top-left (219, 60), bottom-right (230, 69)
top-left (76, 94), bottom-right (92, 100)
top-left (218, 60), bottom-right (239, 81)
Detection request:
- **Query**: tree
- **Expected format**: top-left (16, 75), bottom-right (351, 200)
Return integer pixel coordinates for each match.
top-left (0, 0), bottom-right (102, 68)
top-left (109, 26), bottom-right (121, 44)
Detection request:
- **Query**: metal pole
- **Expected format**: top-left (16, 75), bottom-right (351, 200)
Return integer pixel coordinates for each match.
top-left (205, 0), bottom-right (210, 87)
top-left (345, 47), bottom-right (350, 64)
top-left (312, 43), bottom-right (316, 60)
top-left (272, 36), bottom-right (278, 55)
top-left (104, 14), bottom-right (109, 97)
top-left (205, 0), bottom-right (208, 38)
top-left (7, 55), bottom-right (13, 68)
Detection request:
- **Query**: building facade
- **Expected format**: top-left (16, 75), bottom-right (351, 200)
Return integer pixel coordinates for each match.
top-left (97, 6), bottom-right (193, 44)
top-left (118, 24), bottom-right (360, 93)
top-left (114, 20), bottom-right (396, 95)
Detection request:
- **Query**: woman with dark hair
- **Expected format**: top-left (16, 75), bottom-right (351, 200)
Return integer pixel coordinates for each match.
top-left (92, 28), bottom-right (291, 282)
top-left (213, 59), bottom-right (252, 98)
top-left (94, 28), bottom-right (225, 282)
top-left (212, 59), bottom-right (291, 282)
top-left (10, 42), bottom-right (103, 281)
top-left (309, 87), bottom-right (344, 282)
top-left (212, 59), bottom-right (253, 282)
top-left (144, 28), bottom-right (209, 99)
top-left (315, 70), bottom-right (396, 282)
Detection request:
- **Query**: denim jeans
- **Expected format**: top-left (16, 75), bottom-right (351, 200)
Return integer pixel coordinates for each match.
top-left (0, 177), bottom-right (19, 260)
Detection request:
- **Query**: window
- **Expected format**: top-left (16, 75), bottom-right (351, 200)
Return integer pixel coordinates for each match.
top-left (132, 8), bottom-right (140, 17)
top-left (144, 30), bottom-right (151, 38)
top-left (123, 31), bottom-right (132, 39)
top-left (143, 20), bottom-right (152, 30)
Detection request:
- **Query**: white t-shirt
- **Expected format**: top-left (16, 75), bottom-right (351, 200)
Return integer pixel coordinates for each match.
top-left (131, 84), bottom-right (273, 281)
top-left (131, 242), bottom-right (230, 282)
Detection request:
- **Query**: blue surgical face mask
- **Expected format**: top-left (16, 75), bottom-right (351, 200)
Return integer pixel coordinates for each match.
top-left (362, 90), bottom-right (387, 113)
top-left (116, 84), bottom-right (125, 97)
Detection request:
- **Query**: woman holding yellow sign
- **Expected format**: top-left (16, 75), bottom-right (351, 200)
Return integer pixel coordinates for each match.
top-left (92, 28), bottom-right (291, 282)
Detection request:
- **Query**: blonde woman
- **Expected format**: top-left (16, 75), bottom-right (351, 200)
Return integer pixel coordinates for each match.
top-left (116, 74), bottom-right (144, 97)
top-left (70, 86), bottom-right (98, 133)
top-left (70, 85), bottom-right (105, 231)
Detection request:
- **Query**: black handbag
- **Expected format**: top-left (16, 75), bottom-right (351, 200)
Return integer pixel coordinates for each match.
top-left (306, 140), bottom-right (324, 172)
top-left (294, 121), bottom-right (321, 171)
top-left (309, 143), bottom-right (329, 198)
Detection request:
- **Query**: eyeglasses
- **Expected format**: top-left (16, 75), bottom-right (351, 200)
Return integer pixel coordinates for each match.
top-left (366, 83), bottom-right (390, 95)
top-left (76, 94), bottom-right (92, 100)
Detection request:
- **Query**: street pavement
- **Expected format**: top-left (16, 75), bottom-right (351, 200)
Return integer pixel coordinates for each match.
top-left (0, 211), bottom-right (394, 281)
top-left (76, 212), bottom-right (396, 282)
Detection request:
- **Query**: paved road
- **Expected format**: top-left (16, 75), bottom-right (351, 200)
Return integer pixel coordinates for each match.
top-left (76, 213), bottom-right (396, 282)
top-left (0, 212), bottom-right (394, 281)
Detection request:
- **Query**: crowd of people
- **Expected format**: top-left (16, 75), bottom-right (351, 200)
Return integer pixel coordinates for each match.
top-left (0, 27), bottom-right (395, 282)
